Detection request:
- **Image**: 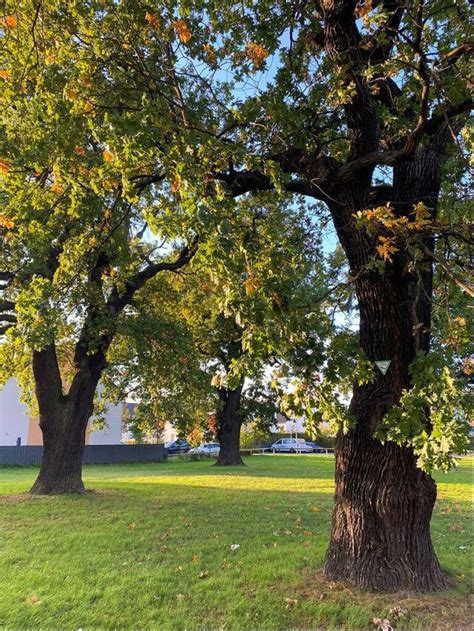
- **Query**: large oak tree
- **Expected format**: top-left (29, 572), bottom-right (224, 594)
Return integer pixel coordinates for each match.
top-left (1, 0), bottom-right (472, 592)
top-left (191, 0), bottom-right (472, 591)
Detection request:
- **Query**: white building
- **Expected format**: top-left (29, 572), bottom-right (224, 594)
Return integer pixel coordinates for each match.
top-left (273, 412), bottom-right (307, 434)
top-left (0, 379), bottom-right (123, 446)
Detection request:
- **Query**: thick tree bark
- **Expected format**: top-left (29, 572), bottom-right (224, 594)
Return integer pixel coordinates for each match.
top-left (29, 406), bottom-right (89, 495)
top-left (323, 268), bottom-right (448, 590)
top-left (325, 431), bottom-right (447, 591)
top-left (215, 384), bottom-right (245, 466)
top-left (29, 346), bottom-right (101, 495)
top-left (322, 136), bottom-right (450, 590)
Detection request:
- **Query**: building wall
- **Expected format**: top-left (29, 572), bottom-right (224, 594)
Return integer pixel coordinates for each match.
top-left (0, 379), bottom-right (123, 446)
top-left (0, 379), bottom-right (29, 446)
top-left (162, 422), bottom-right (177, 443)
top-left (272, 412), bottom-right (306, 434)
top-left (87, 402), bottom-right (123, 445)
top-left (27, 416), bottom-right (43, 446)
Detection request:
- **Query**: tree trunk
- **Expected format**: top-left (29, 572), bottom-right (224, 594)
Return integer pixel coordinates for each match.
top-left (325, 431), bottom-right (447, 591)
top-left (29, 347), bottom-right (100, 495)
top-left (322, 265), bottom-right (447, 590)
top-left (323, 140), bottom-right (451, 590)
top-left (29, 406), bottom-right (89, 495)
top-left (215, 384), bottom-right (245, 466)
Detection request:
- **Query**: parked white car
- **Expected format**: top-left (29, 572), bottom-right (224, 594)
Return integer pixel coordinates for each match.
top-left (188, 442), bottom-right (220, 456)
top-left (271, 438), bottom-right (313, 453)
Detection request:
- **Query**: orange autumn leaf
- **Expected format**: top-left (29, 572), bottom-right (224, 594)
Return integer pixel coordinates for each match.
top-left (103, 150), bottom-right (113, 162)
top-left (173, 19), bottom-right (191, 44)
top-left (203, 43), bottom-right (217, 65)
top-left (246, 42), bottom-right (269, 69)
top-left (145, 12), bottom-right (161, 28)
top-left (462, 357), bottom-right (473, 375)
top-left (171, 175), bottom-right (181, 193)
top-left (0, 159), bottom-right (10, 174)
top-left (51, 183), bottom-right (64, 195)
top-left (74, 145), bottom-right (86, 156)
top-left (0, 69), bottom-right (10, 79)
top-left (64, 87), bottom-right (78, 101)
top-left (27, 593), bottom-right (41, 606)
top-left (0, 215), bottom-right (14, 229)
top-left (4, 15), bottom-right (17, 28)
top-left (355, 0), bottom-right (372, 18)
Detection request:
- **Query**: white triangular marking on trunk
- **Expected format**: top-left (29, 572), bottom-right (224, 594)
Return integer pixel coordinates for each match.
top-left (375, 360), bottom-right (391, 375)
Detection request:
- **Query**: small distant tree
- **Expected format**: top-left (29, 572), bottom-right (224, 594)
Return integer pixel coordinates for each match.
top-left (109, 199), bottom-right (330, 465)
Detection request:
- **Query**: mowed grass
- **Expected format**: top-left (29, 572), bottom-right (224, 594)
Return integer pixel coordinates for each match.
top-left (0, 456), bottom-right (472, 631)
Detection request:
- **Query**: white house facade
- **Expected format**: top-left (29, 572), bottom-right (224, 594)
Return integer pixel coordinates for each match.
top-left (0, 379), bottom-right (123, 446)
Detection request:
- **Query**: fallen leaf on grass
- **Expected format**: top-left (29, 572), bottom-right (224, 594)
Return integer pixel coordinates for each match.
top-left (127, 523), bottom-right (137, 530)
top-left (176, 593), bottom-right (185, 601)
top-left (284, 597), bottom-right (298, 608)
top-left (230, 544), bottom-right (240, 552)
top-left (388, 607), bottom-right (407, 621)
top-left (27, 594), bottom-right (41, 606)
top-left (198, 571), bottom-right (209, 579)
top-left (310, 506), bottom-right (320, 513)
top-left (373, 618), bottom-right (393, 631)
top-left (175, 566), bottom-right (183, 572)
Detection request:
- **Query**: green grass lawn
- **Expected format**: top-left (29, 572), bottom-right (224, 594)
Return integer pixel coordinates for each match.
top-left (0, 455), bottom-right (472, 630)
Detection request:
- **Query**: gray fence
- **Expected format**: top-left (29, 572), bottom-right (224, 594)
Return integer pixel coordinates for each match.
top-left (0, 444), bottom-right (166, 466)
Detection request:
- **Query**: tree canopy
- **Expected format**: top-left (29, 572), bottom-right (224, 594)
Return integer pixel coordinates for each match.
top-left (0, 0), bottom-right (472, 591)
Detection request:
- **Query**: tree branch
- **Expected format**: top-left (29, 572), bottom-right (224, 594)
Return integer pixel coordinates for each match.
top-left (337, 98), bottom-right (473, 180)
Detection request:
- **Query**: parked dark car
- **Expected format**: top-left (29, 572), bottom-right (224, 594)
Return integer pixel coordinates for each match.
top-left (165, 439), bottom-right (192, 454)
top-left (305, 441), bottom-right (326, 453)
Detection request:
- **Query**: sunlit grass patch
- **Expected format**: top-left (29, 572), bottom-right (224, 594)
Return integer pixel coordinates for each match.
top-left (0, 455), bottom-right (471, 630)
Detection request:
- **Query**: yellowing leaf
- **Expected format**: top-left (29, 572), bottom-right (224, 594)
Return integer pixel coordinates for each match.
top-left (74, 145), bottom-right (86, 156)
top-left (64, 87), bottom-right (78, 101)
top-left (414, 201), bottom-right (431, 222)
top-left (103, 150), bottom-right (114, 163)
top-left (0, 69), bottom-right (10, 79)
top-left (203, 43), bottom-right (217, 65)
top-left (0, 159), bottom-right (10, 174)
top-left (246, 42), bottom-right (269, 69)
top-left (173, 20), bottom-right (191, 44)
top-left (83, 100), bottom-right (94, 114)
top-left (376, 236), bottom-right (398, 261)
top-left (243, 271), bottom-right (258, 296)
